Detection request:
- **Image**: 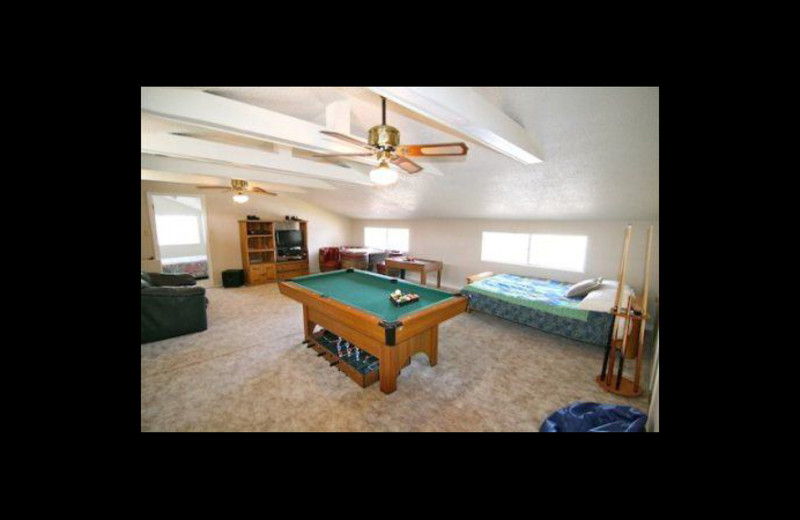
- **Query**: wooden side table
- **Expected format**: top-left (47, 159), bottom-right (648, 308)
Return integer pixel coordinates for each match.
top-left (385, 258), bottom-right (444, 288)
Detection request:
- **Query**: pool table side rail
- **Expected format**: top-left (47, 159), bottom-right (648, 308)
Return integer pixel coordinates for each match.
top-left (291, 268), bottom-right (454, 299)
top-left (391, 295), bottom-right (467, 345)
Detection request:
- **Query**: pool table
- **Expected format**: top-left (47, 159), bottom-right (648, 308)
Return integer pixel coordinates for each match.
top-left (278, 269), bottom-right (467, 394)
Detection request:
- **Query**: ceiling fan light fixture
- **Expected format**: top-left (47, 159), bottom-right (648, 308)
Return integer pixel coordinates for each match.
top-left (315, 96), bottom-right (468, 177)
top-left (233, 192), bottom-right (250, 204)
top-left (369, 161), bottom-right (398, 186)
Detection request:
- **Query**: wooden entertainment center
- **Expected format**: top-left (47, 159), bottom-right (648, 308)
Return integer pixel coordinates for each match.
top-left (238, 219), bottom-right (310, 285)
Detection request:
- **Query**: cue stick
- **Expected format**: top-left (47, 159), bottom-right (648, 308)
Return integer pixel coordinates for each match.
top-left (602, 225), bottom-right (632, 379)
top-left (610, 225), bottom-right (633, 385)
top-left (616, 295), bottom-right (634, 389)
top-left (633, 225), bottom-right (654, 393)
top-left (604, 225), bottom-right (632, 385)
top-left (600, 319), bottom-right (615, 380)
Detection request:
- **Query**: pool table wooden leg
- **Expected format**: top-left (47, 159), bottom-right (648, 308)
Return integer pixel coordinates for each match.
top-left (302, 305), bottom-right (315, 341)
top-left (379, 345), bottom-right (401, 394)
top-left (428, 326), bottom-right (438, 367)
top-left (378, 327), bottom-right (440, 393)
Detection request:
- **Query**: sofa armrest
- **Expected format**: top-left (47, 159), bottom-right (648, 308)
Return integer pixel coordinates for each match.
top-left (141, 286), bottom-right (205, 297)
top-left (147, 272), bottom-right (197, 287)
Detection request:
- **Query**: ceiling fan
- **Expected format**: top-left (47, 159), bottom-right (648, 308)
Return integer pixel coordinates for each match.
top-left (197, 178), bottom-right (277, 204)
top-left (312, 96), bottom-right (468, 185)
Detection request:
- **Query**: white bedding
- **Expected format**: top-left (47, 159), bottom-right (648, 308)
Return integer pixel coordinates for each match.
top-left (577, 280), bottom-right (635, 313)
top-left (577, 281), bottom-right (635, 340)
top-left (160, 255), bottom-right (208, 265)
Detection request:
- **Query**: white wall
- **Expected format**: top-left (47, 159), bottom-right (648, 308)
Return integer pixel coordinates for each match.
top-left (142, 181), bottom-right (352, 285)
top-left (351, 218), bottom-right (659, 309)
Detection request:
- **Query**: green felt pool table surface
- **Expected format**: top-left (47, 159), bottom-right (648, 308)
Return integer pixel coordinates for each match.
top-left (289, 269), bottom-right (455, 322)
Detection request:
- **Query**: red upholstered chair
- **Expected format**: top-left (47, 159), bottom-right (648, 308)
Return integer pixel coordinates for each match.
top-left (319, 247), bottom-right (342, 272)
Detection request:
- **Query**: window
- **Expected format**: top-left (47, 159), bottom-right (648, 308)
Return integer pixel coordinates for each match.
top-left (364, 227), bottom-right (409, 251)
top-left (481, 232), bottom-right (529, 264)
top-left (155, 215), bottom-right (201, 246)
top-left (481, 232), bottom-right (587, 272)
top-left (528, 234), bottom-right (587, 272)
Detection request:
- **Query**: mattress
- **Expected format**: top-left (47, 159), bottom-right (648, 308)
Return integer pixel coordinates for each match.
top-left (462, 273), bottom-right (616, 346)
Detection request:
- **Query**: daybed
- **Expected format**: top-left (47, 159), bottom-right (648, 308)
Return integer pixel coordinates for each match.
top-left (462, 272), bottom-right (633, 347)
top-left (160, 255), bottom-right (209, 279)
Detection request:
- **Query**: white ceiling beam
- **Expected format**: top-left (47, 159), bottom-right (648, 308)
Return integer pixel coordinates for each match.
top-left (273, 143), bottom-right (293, 157)
top-left (142, 87), bottom-right (374, 161)
top-left (140, 154), bottom-right (336, 190)
top-left (141, 87), bottom-right (444, 176)
top-left (367, 87), bottom-right (543, 164)
top-left (325, 99), bottom-right (351, 134)
top-left (141, 133), bottom-right (372, 186)
top-left (140, 169), bottom-right (308, 194)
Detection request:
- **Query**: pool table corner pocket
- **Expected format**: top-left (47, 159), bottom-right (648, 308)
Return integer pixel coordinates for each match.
top-left (378, 320), bottom-right (403, 346)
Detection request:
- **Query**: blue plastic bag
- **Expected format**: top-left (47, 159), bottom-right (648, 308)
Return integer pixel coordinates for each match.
top-left (540, 402), bottom-right (647, 432)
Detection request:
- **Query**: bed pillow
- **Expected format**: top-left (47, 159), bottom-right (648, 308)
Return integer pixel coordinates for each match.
top-left (579, 283), bottom-right (635, 311)
top-left (566, 277), bottom-right (603, 298)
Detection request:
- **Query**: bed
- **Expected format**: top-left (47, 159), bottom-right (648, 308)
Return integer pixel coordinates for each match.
top-left (160, 255), bottom-right (209, 279)
top-left (462, 273), bottom-right (633, 347)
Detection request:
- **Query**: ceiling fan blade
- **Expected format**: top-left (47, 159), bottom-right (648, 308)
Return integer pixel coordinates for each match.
top-left (197, 186), bottom-right (231, 191)
top-left (250, 187), bottom-right (278, 196)
top-left (310, 152), bottom-right (374, 158)
top-left (320, 130), bottom-right (374, 150)
top-left (391, 155), bottom-right (423, 174)
top-left (396, 142), bottom-right (469, 157)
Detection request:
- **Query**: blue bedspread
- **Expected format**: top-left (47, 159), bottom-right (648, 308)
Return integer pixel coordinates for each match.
top-left (462, 274), bottom-right (613, 346)
top-left (463, 274), bottom-right (589, 321)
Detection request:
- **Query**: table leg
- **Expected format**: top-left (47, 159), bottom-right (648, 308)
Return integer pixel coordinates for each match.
top-left (420, 270), bottom-right (427, 287)
top-left (400, 269), bottom-right (406, 280)
top-left (436, 270), bottom-right (441, 288)
top-left (302, 305), bottom-right (315, 341)
top-left (379, 345), bottom-right (400, 394)
top-left (429, 326), bottom-right (439, 366)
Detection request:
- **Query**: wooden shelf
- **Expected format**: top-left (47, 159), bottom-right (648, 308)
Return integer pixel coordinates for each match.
top-left (239, 219), bottom-right (308, 286)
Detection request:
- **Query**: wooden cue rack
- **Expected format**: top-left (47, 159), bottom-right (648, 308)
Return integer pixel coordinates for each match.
top-left (596, 224), bottom-right (654, 397)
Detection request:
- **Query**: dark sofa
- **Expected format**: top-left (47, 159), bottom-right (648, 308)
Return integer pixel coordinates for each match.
top-left (141, 272), bottom-right (208, 344)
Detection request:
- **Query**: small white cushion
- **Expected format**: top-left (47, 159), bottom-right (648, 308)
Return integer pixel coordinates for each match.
top-left (566, 277), bottom-right (604, 298)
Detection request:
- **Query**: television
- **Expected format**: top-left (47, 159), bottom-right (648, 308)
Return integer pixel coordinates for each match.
top-left (276, 230), bottom-right (303, 248)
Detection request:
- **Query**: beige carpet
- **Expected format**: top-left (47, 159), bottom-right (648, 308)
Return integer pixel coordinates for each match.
top-left (141, 283), bottom-right (651, 432)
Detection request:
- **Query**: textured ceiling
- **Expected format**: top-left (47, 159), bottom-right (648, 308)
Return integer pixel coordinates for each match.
top-left (142, 87), bottom-right (658, 220)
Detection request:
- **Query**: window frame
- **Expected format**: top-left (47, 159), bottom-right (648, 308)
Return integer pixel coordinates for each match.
top-left (146, 192), bottom-right (211, 263)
